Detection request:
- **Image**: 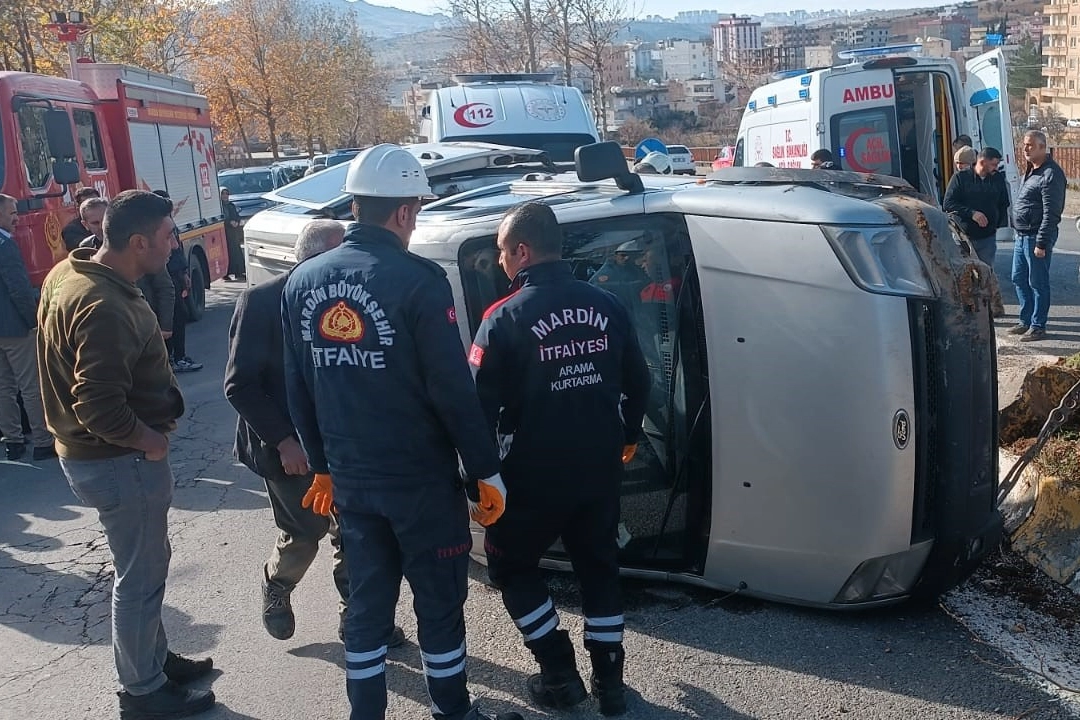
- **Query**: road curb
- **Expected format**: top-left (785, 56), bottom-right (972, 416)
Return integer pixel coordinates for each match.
top-left (999, 449), bottom-right (1080, 597)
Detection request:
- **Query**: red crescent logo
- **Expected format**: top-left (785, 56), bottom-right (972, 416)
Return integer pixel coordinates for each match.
top-left (453, 103), bottom-right (496, 129)
top-left (843, 127), bottom-right (875, 173)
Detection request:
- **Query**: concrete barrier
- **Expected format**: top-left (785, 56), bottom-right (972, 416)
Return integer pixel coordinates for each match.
top-left (1000, 449), bottom-right (1080, 597)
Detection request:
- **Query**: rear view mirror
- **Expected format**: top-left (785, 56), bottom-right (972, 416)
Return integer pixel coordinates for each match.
top-left (44, 109), bottom-right (77, 158)
top-left (52, 159), bottom-right (81, 185)
top-left (575, 141), bottom-right (643, 193)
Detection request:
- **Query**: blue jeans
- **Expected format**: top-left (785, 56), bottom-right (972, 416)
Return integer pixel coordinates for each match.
top-left (60, 452), bottom-right (174, 695)
top-left (1011, 233), bottom-right (1055, 329)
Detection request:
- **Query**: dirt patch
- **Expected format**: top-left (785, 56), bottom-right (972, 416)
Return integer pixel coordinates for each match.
top-left (968, 544), bottom-right (1080, 630)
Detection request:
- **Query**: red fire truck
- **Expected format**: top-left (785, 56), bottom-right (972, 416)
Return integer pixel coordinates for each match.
top-left (0, 63), bottom-right (227, 317)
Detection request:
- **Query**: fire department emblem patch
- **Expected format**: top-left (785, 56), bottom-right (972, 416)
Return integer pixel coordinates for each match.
top-left (319, 301), bottom-right (364, 342)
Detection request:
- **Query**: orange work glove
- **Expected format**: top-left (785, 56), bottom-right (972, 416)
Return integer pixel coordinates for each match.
top-left (467, 474), bottom-right (507, 527)
top-left (302, 473), bottom-right (334, 516)
top-left (622, 444), bottom-right (637, 464)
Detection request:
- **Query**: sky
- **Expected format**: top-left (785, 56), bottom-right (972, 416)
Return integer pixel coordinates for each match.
top-left (362, 0), bottom-right (947, 19)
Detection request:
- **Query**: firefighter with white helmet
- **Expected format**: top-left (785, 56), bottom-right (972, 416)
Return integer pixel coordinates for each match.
top-left (281, 144), bottom-right (520, 720)
top-left (633, 151), bottom-right (672, 175)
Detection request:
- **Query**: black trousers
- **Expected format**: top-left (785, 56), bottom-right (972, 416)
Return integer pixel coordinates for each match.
top-left (165, 293), bottom-right (187, 360)
top-left (226, 230), bottom-right (245, 277)
top-left (485, 476), bottom-right (624, 656)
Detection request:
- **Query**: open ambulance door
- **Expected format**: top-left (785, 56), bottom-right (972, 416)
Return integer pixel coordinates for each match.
top-left (965, 49), bottom-right (1019, 201)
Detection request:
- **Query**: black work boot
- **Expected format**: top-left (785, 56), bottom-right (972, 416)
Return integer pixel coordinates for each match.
top-left (588, 645), bottom-right (627, 716)
top-left (118, 679), bottom-right (215, 719)
top-left (261, 569), bottom-right (295, 640)
top-left (163, 651), bottom-right (213, 684)
top-left (525, 630), bottom-right (587, 710)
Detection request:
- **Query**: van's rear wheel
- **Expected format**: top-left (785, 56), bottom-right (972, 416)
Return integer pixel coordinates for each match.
top-left (186, 258), bottom-right (206, 322)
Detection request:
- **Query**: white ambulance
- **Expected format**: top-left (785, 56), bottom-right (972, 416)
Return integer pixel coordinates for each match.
top-left (418, 73), bottom-right (600, 162)
top-left (735, 45), bottom-right (1017, 205)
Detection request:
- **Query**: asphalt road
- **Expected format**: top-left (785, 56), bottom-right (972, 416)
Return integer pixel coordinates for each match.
top-left (2, 271), bottom-right (1079, 719)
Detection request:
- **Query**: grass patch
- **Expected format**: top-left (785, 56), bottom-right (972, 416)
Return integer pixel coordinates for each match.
top-left (1024, 429), bottom-right (1080, 491)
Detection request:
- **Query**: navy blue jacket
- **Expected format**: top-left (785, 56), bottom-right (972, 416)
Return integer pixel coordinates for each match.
top-left (0, 229), bottom-right (38, 338)
top-left (470, 261), bottom-right (651, 482)
top-left (281, 223), bottom-right (500, 487)
top-left (1013, 158), bottom-right (1066, 249)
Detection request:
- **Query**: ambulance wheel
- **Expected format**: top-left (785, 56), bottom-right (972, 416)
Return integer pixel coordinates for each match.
top-left (186, 258), bottom-right (206, 322)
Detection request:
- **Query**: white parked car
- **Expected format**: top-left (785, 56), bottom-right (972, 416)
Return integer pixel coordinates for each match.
top-left (1067, 118), bottom-right (1080, 128)
top-left (666, 144), bottom-right (696, 175)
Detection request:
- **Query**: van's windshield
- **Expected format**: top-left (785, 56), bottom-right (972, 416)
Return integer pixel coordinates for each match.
top-left (441, 133), bottom-right (597, 162)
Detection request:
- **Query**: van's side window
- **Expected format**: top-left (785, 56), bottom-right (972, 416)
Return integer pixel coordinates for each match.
top-left (73, 109), bottom-right (106, 171)
top-left (17, 105), bottom-right (53, 189)
top-left (458, 213), bottom-right (710, 564)
top-left (831, 108), bottom-right (901, 178)
top-left (734, 139), bottom-right (744, 167)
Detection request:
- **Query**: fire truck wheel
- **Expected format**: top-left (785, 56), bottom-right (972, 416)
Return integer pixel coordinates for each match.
top-left (186, 258), bottom-right (206, 322)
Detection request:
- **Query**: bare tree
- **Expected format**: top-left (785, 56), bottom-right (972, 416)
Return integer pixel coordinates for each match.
top-left (567, 0), bottom-right (631, 139)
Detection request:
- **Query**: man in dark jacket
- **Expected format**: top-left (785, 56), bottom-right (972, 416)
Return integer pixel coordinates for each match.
top-left (943, 146), bottom-right (1011, 316)
top-left (470, 202), bottom-right (651, 716)
top-left (810, 148), bottom-right (838, 170)
top-left (61, 187), bottom-right (102, 251)
top-left (0, 193), bottom-right (54, 461)
top-left (226, 219), bottom-right (403, 645)
top-left (221, 188), bottom-right (245, 282)
top-left (281, 145), bottom-right (515, 720)
top-left (151, 191), bottom-right (202, 373)
top-left (1010, 130), bottom-right (1067, 341)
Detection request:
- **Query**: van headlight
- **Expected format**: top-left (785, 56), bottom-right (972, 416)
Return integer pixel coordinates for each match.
top-left (823, 226), bottom-right (934, 298)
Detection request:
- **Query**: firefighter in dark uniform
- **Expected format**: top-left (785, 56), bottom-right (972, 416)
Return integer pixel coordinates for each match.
top-left (469, 202), bottom-right (651, 716)
top-left (589, 239), bottom-right (648, 315)
top-left (281, 145), bottom-right (521, 720)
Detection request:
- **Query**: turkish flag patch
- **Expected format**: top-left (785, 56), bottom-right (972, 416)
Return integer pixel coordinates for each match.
top-left (447, 307), bottom-right (457, 324)
top-left (468, 343), bottom-right (484, 366)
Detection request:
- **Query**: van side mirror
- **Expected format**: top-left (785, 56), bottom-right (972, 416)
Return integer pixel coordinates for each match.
top-left (44, 109), bottom-right (77, 159)
top-left (575, 141), bottom-right (643, 194)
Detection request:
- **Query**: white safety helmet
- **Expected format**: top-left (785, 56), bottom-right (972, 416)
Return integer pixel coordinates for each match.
top-left (636, 151), bottom-right (673, 175)
top-left (342, 144), bottom-right (435, 198)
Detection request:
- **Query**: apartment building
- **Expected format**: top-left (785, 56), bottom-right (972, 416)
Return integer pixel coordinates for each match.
top-left (1038, 0), bottom-right (1080, 119)
top-left (764, 24), bottom-right (821, 50)
top-left (713, 14), bottom-right (762, 66)
top-left (660, 39), bottom-right (715, 81)
top-left (918, 15), bottom-right (971, 50)
top-left (833, 24), bottom-right (890, 48)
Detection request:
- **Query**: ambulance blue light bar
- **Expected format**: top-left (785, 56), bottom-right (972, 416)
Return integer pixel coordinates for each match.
top-left (837, 43), bottom-right (923, 61)
top-left (799, 88), bottom-right (810, 100)
top-left (769, 69), bottom-right (808, 82)
top-left (748, 100), bottom-right (757, 111)
top-left (767, 95), bottom-right (777, 105)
